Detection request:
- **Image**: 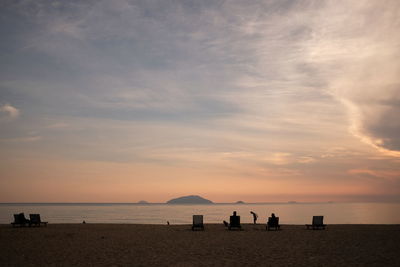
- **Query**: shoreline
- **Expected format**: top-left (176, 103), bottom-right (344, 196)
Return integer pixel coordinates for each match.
top-left (1, 224), bottom-right (399, 266)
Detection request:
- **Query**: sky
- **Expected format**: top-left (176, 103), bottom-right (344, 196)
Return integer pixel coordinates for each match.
top-left (0, 0), bottom-right (399, 203)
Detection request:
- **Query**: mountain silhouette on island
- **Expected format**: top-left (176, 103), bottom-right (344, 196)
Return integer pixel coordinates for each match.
top-left (166, 195), bottom-right (214, 204)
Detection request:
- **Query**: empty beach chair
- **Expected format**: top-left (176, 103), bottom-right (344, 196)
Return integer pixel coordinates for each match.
top-left (266, 217), bottom-right (280, 230)
top-left (192, 215), bottom-right (204, 231)
top-left (229, 215), bottom-right (241, 230)
top-left (11, 213), bottom-right (30, 227)
top-left (29, 214), bottom-right (48, 227)
top-left (306, 216), bottom-right (326, 230)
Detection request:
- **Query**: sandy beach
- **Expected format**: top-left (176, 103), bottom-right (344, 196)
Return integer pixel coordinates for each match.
top-left (1, 224), bottom-right (399, 266)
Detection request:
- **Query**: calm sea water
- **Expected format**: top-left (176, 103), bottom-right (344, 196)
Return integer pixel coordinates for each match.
top-left (1, 203), bottom-right (400, 224)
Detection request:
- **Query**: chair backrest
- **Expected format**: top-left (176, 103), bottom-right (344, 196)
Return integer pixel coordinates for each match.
top-left (193, 215), bottom-right (203, 225)
top-left (19, 213), bottom-right (28, 222)
top-left (230, 215), bottom-right (240, 226)
top-left (13, 214), bottom-right (20, 223)
top-left (14, 213), bottom-right (28, 223)
top-left (268, 216), bottom-right (279, 226)
top-left (312, 216), bottom-right (324, 225)
top-left (30, 214), bottom-right (41, 224)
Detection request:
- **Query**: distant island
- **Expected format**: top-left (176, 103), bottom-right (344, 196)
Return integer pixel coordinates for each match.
top-left (166, 195), bottom-right (214, 204)
top-left (235, 200), bottom-right (245, 204)
top-left (137, 200), bottom-right (149, 204)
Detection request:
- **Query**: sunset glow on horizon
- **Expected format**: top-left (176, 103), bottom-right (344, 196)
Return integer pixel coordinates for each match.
top-left (1, 0), bottom-right (399, 203)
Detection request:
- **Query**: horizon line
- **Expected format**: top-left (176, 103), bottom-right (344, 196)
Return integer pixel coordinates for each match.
top-left (2, 200), bottom-right (399, 205)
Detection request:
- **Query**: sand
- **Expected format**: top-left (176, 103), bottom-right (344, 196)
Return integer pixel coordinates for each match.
top-left (1, 224), bottom-right (399, 266)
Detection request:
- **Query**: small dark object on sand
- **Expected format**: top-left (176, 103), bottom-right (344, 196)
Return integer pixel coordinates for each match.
top-left (223, 220), bottom-right (228, 227)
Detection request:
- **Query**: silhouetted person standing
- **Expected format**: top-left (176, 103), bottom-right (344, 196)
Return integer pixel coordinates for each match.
top-left (250, 211), bottom-right (258, 224)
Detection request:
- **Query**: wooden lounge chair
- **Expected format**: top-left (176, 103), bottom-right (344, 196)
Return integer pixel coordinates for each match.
top-left (306, 216), bottom-right (326, 230)
top-left (266, 217), bottom-right (280, 230)
top-left (11, 213), bottom-right (30, 227)
top-left (192, 215), bottom-right (204, 231)
top-left (29, 214), bottom-right (48, 227)
top-left (228, 215), bottom-right (241, 230)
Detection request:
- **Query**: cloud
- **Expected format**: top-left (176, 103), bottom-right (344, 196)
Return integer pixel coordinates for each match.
top-left (0, 1), bottom-right (398, 162)
top-left (46, 122), bottom-right (68, 129)
top-left (0, 135), bottom-right (41, 143)
top-left (0, 104), bottom-right (20, 121)
top-left (301, 1), bottom-right (400, 156)
top-left (264, 153), bottom-right (316, 166)
top-left (348, 168), bottom-right (400, 181)
top-left (0, 0), bottom-right (375, 160)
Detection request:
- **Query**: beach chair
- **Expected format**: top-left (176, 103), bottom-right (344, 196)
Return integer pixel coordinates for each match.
top-left (266, 217), bottom-right (280, 230)
top-left (192, 215), bottom-right (204, 231)
top-left (228, 215), bottom-right (241, 230)
top-left (11, 213), bottom-right (30, 227)
top-left (29, 214), bottom-right (48, 227)
top-left (306, 216), bottom-right (326, 230)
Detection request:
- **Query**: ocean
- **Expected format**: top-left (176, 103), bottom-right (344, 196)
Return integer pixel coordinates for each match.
top-left (1, 202), bottom-right (400, 224)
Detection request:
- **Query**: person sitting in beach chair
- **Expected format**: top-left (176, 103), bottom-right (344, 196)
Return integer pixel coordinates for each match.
top-left (192, 215), bottom-right (204, 231)
top-left (306, 216), bottom-right (326, 230)
top-left (11, 213), bottom-right (30, 227)
top-left (29, 214), bottom-right (48, 227)
top-left (266, 213), bottom-right (280, 230)
top-left (228, 211), bottom-right (242, 230)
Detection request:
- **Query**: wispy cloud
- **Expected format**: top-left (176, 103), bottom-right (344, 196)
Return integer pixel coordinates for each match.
top-left (46, 122), bottom-right (68, 129)
top-left (0, 135), bottom-right (41, 143)
top-left (0, 103), bottom-right (20, 121)
top-left (299, 1), bottom-right (400, 155)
